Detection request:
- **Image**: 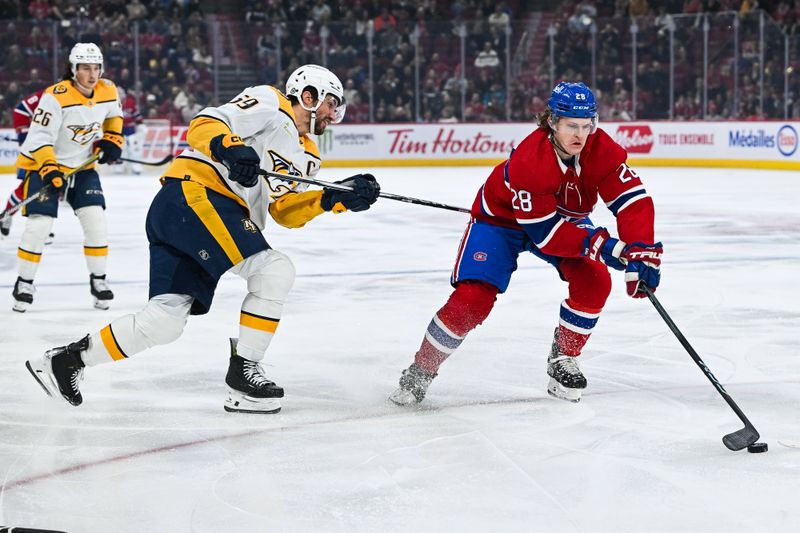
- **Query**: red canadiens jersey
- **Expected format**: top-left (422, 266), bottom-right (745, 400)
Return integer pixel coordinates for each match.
top-left (13, 90), bottom-right (44, 143)
top-left (471, 127), bottom-right (655, 258)
top-left (122, 93), bottom-right (143, 134)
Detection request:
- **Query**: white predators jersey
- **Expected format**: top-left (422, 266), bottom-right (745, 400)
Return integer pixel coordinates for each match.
top-left (17, 79), bottom-right (122, 170)
top-left (165, 85), bottom-right (322, 230)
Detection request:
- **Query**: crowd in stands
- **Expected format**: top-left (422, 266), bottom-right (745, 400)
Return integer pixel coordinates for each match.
top-left (0, 0), bottom-right (212, 128)
top-left (546, 0), bottom-right (798, 120)
top-left (0, 0), bottom-right (798, 128)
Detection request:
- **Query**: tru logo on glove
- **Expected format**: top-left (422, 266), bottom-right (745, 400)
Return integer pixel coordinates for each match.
top-left (624, 248), bottom-right (662, 265)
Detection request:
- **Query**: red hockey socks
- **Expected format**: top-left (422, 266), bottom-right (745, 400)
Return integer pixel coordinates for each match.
top-left (5, 181), bottom-right (24, 211)
top-left (414, 281), bottom-right (498, 374)
top-left (556, 299), bottom-right (602, 356)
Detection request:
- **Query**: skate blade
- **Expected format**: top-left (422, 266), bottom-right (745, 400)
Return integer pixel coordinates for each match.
top-left (12, 300), bottom-right (30, 313)
top-left (25, 359), bottom-right (56, 398)
top-left (94, 299), bottom-right (110, 310)
top-left (547, 378), bottom-right (582, 403)
top-left (388, 388), bottom-right (420, 406)
top-left (224, 390), bottom-right (281, 414)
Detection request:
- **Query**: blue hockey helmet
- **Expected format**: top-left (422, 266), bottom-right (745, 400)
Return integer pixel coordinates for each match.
top-left (547, 81), bottom-right (597, 119)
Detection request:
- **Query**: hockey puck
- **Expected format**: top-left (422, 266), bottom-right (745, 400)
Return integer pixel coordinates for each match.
top-left (747, 442), bottom-right (768, 453)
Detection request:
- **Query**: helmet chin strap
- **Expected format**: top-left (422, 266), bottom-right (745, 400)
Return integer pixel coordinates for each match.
top-left (548, 120), bottom-right (571, 158)
top-left (297, 95), bottom-right (322, 135)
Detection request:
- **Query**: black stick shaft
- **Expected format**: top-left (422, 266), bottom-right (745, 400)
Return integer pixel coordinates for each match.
top-left (259, 170), bottom-right (470, 213)
top-left (643, 286), bottom-right (756, 429)
top-left (120, 155), bottom-right (174, 166)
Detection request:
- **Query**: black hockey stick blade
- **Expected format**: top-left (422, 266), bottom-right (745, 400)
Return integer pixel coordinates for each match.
top-left (120, 154), bottom-right (174, 166)
top-left (642, 286), bottom-right (761, 451)
top-left (258, 169), bottom-right (470, 213)
top-left (722, 425), bottom-right (760, 451)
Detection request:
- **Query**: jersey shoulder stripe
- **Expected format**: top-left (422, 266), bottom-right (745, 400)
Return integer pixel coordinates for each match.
top-left (93, 79), bottom-right (120, 103)
top-left (268, 86), bottom-right (296, 123)
top-left (194, 113), bottom-right (231, 128)
top-left (302, 134), bottom-right (320, 160)
top-left (607, 189), bottom-right (648, 216)
top-left (45, 79), bottom-right (119, 108)
top-left (45, 81), bottom-right (82, 108)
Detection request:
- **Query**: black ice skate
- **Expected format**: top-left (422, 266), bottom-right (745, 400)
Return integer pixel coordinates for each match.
top-left (26, 334), bottom-right (88, 406)
top-left (12, 276), bottom-right (35, 313)
top-left (224, 338), bottom-right (283, 414)
top-left (388, 363), bottom-right (437, 406)
top-left (90, 274), bottom-right (114, 310)
top-left (0, 214), bottom-right (12, 236)
top-left (547, 329), bottom-right (587, 402)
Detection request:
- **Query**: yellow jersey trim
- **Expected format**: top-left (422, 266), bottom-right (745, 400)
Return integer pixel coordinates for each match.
top-left (46, 79), bottom-right (119, 109)
top-left (181, 180), bottom-right (244, 265)
top-left (240, 311), bottom-right (279, 333)
top-left (17, 248), bottom-right (42, 263)
top-left (100, 325), bottom-right (128, 361)
top-left (186, 115), bottom-right (232, 158)
top-left (164, 156), bottom-right (248, 212)
top-left (83, 246), bottom-right (108, 257)
top-left (268, 190), bottom-right (327, 228)
top-left (269, 87), bottom-right (297, 125)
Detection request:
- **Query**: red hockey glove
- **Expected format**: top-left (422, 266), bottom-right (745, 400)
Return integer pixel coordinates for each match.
top-left (583, 227), bottom-right (626, 271)
top-left (622, 242), bottom-right (663, 298)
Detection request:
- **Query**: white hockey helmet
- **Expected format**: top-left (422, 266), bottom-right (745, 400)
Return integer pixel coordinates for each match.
top-left (285, 64), bottom-right (346, 123)
top-left (69, 42), bottom-right (104, 78)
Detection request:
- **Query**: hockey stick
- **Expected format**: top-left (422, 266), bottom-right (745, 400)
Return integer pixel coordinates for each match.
top-left (642, 285), bottom-right (760, 451)
top-left (258, 170), bottom-right (470, 213)
top-left (120, 154), bottom-right (174, 166)
top-left (0, 526), bottom-right (65, 533)
top-left (0, 154), bottom-right (100, 220)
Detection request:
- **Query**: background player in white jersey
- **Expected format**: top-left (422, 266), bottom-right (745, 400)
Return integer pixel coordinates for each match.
top-left (26, 64), bottom-right (380, 414)
top-left (12, 43), bottom-right (124, 312)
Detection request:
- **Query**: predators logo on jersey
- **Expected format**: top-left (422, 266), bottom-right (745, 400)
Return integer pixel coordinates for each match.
top-left (268, 150), bottom-right (301, 177)
top-left (67, 122), bottom-right (101, 145)
top-left (266, 150), bottom-right (303, 197)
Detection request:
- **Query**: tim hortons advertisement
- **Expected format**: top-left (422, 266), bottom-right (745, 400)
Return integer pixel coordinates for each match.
top-left (317, 124), bottom-right (530, 165)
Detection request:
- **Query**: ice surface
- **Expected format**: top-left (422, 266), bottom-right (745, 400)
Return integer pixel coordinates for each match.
top-left (0, 166), bottom-right (798, 532)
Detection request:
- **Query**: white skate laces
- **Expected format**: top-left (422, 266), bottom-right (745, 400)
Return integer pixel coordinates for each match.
top-left (242, 359), bottom-right (271, 387)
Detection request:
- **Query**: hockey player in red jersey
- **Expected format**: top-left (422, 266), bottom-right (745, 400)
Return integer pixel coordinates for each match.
top-left (0, 90), bottom-right (44, 237)
top-left (389, 81), bottom-right (662, 405)
top-left (117, 87), bottom-right (144, 175)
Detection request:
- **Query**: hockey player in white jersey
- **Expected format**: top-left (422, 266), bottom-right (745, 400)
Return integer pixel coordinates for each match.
top-left (26, 64), bottom-right (380, 414)
top-left (12, 42), bottom-right (124, 312)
